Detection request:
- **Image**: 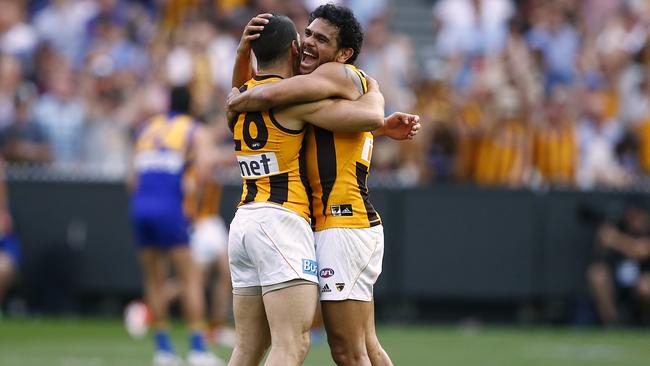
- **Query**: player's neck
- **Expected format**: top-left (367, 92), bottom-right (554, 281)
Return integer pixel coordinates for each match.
top-left (257, 62), bottom-right (293, 79)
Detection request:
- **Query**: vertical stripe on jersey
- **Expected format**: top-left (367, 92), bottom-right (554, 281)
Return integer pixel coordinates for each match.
top-left (299, 140), bottom-right (315, 226)
top-left (355, 162), bottom-right (380, 226)
top-left (314, 126), bottom-right (337, 216)
top-left (243, 179), bottom-right (258, 203)
top-left (268, 173), bottom-right (289, 204)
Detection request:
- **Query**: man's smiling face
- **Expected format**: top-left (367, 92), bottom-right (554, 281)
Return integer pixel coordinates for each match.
top-left (299, 18), bottom-right (342, 74)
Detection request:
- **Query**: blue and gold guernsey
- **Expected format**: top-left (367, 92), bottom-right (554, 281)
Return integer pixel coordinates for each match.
top-left (232, 75), bottom-right (311, 222)
top-left (130, 112), bottom-right (197, 247)
top-left (305, 65), bottom-right (381, 231)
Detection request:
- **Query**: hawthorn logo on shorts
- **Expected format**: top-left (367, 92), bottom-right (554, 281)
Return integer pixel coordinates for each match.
top-left (319, 268), bottom-right (335, 278)
top-left (336, 283), bottom-right (345, 291)
top-left (321, 284), bottom-right (331, 293)
top-left (330, 204), bottom-right (353, 217)
top-left (302, 259), bottom-right (318, 276)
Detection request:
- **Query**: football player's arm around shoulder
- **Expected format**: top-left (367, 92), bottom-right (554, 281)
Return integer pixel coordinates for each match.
top-left (228, 62), bottom-right (361, 112)
top-left (280, 77), bottom-right (385, 133)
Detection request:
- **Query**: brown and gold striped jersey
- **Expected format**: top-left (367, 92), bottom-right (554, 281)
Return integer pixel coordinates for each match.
top-left (184, 169), bottom-right (223, 222)
top-left (305, 65), bottom-right (381, 231)
top-left (232, 75), bottom-right (311, 222)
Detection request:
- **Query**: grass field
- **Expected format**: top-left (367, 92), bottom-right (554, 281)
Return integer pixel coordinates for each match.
top-left (0, 318), bottom-right (649, 365)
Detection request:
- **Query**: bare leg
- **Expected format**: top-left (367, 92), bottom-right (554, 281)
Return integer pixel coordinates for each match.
top-left (364, 300), bottom-right (393, 366)
top-left (211, 254), bottom-right (233, 326)
top-left (228, 294), bottom-right (271, 366)
top-left (587, 262), bottom-right (618, 325)
top-left (0, 252), bottom-right (14, 306)
top-left (263, 284), bottom-right (318, 366)
top-left (139, 249), bottom-right (170, 330)
top-left (322, 300), bottom-right (372, 366)
top-left (635, 273), bottom-right (650, 323)
top-left (169, 246), bottom-right (205, 331)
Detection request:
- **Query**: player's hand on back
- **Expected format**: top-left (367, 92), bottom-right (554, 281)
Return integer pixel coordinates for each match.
top-left (366, 76), bottom-right (380, 94)
top-left (382, 112), bottom-right (421, 141)
top-left (237, 13), bottom-right (273, 55)
top-left (227, 87), bottom-right (241, 108)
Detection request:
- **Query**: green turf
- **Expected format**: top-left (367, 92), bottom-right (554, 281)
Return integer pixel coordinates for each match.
top-left (0, 318), bottom-right (649, 365)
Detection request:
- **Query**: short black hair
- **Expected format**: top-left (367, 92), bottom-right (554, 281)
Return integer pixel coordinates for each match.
top-left (251, 14), bottom-right (297, 68)
top-left (170, 85), bottom-right (191, 114)
top-left (309, 4), bottom-right (363, 64)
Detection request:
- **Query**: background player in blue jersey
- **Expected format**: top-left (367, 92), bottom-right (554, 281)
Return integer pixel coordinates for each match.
top-left (130, 86), bottom-right (222, 366)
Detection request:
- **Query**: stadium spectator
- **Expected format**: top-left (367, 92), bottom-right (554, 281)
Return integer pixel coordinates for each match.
top-left (0, 0), bottom-right (37, 63)
top-left (0, 54), bottom-right (23, 131)
top-left (587, 202), bottom-right (650, 325)
top-left (433, 0), bottom-right (515, 58)
top-left (33, 68), bottom-right (85, 166)
top-left (526, 2), bottom-right (580, 92)
top-left (81, 67), bottom-right (132, 176)
top-left (32, 0), bottom-right (97, 68)
top-left (0, 82), bottom-right (51, 164)
top-left (576, 78), bottom-right (632, 188)
top-left (532, 86), bottom-right (577, 186)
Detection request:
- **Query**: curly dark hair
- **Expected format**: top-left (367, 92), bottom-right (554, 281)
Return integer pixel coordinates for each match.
top-left (308, 4), bottom-right (364, 65)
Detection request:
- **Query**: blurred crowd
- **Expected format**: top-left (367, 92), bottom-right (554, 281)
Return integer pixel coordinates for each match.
top-left (412, 0), bottom-right (650, 189)
top-left (2, 0), bottom-right (650, 189)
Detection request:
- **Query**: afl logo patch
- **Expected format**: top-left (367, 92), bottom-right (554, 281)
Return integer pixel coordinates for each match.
top-left (319, 268), bottom-right (335, 278)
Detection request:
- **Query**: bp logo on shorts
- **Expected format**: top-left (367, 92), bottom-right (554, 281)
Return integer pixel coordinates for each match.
top-left (302, 259), bottom-right (318, 276)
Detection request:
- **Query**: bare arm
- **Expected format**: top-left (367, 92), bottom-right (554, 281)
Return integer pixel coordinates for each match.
top-left (191, 126), bottom-right (216, 183)
top-left (278, 77), bottom-right (385, 132)
top-left (228, 62), bottom-right (362, 112)
top-left (231, 14), bottom-right (272, 88)
top-left (599, 224), bottom-right (650, 260)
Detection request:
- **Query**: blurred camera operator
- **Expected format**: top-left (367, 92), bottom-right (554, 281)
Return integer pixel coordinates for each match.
top-left (587, 201), bottom-right (650, 325)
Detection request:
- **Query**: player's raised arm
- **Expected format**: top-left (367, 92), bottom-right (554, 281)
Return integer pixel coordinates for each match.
top-left (232, 14), bottom-right (272, 88)
top-left (278, 76), bottom-right (385, 132)
top-left (228, 62), bottom-right (362, 112)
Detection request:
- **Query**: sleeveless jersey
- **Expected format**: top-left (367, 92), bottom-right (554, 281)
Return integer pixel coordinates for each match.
top-left (305, 65), bottom-right (381, 231)
top-left (232, 75), bottom-right (311, 222)
top-left (132, 113), bottom-right (196, 211)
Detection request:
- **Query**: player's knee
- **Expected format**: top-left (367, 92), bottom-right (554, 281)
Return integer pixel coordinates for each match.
top-left (328, 335), bottom-right (367, 365)
top-left (365, 336), bottom-right (383, 359)
top-left (236, 334), bottom-right (271, 358)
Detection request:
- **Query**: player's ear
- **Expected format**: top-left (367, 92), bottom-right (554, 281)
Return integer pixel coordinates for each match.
top-left (335, 47), bottom-right (354, 63)
top-left (291, 39), bottom-right (300, 57)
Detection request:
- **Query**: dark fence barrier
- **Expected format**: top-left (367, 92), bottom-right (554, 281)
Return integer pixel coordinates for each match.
top-left (8, 181), bottom-right (649, 318)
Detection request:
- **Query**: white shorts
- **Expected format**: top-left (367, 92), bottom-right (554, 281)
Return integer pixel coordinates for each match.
top-left (228, 203), bottom-right (318, 289)
top-left (315, 225), bottom-right (384, 302)
top-left (190, 216), bottom-right (228, 266)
